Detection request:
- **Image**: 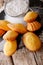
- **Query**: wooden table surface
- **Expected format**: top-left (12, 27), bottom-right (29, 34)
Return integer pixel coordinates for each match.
top-left (0, 8), bottom-right (43, 65)
top-left (0, 41), bottom-right (43, 65)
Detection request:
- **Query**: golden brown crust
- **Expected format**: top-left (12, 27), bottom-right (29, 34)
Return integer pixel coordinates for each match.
top-left (0, 29), bottom-right (5, 36)
top-left (3, 30), bottom-right (18, 41)
top-left (27, 21), bottom-right (41, 31)
top-left (24, 11), bottom-right (38, 23)
top-left (3, 40), bottom-right (17, 56)
top-left (22, 32), bottom-right (41, 51)
top-left (7, 23), bottom-right (27, 34)
top-left (0, 20), bottom-right (10, 31)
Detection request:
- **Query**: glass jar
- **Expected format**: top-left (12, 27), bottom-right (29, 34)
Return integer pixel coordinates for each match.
top-left (4, 0), bottom-right (29, 25)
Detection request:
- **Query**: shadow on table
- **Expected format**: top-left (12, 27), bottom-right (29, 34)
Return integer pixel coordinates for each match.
top-left (0, 11), bottom-right (5, 20)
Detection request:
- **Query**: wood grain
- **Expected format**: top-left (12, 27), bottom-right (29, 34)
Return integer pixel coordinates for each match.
top-left (12, 47), bottom-right (36, 65)
top-left (34, 44), bottom-right (43, 65)
top-left (0, 52), bottom-right (13, 65)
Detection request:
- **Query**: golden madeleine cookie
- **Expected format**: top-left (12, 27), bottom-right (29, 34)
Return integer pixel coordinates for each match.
top-left (8, 23), bottom-right (27, 34)
top-left (3, 40), bottom-right (17, 56)
top-left (3, 30), bottom-right (18, 41)
top-left (0, 29), bottom-right (5, 36)
top-left (23, 32), bottom-right (41, 51)
top-left (0, 20), bottom-right (10, 31)
top-left (27, 21), bottom-right (41, 31)
top-left (24, 11), bottom-right (38, 23)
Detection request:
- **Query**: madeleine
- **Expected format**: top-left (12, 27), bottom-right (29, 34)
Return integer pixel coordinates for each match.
top-left (23, 32), bottom-right (41, 51)
top-left (24, 11), bottom-right (38, 23)
top-left (8, 23), bottom-right (27, 34)
top-left (3, 40), bottom-right (17, 56)
top-left (0, 20), bottom-right (10, 31)
top-left (27, 21), bottom-right (41, 31)
top-left (3, 30), bottom-right (18, 41)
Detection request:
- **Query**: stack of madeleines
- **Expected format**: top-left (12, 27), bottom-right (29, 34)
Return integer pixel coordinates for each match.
top-left (23, 11), bottom-right (41, 51)
top-left (3, 23), bottom-right (27, 56)
top-left (24, 11), bottom-right (41, 31)
top-left (0, 11), bottom-right (42, 56)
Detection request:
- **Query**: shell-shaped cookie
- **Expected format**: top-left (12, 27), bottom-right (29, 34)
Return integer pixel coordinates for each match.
top-left (0, 20), bottom-right (10, 31)
top-left (27, 21), bottom-right (41, 31)
top-left (3, 30), bottom-right (18, 41)
top-left (23, 32), bottom-right (41, 51)
top-left (0, 29), bottom-right (5, 36)
top-left (3, 40), bottom-right (17, 56)
top-left (24, 11), bottom-right (38, 23)
top-left (8, 23), bottom-right (27, 34)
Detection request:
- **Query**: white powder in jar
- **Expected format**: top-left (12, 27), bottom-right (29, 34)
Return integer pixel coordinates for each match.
top-left (5, 0), bottom-right (29, 16)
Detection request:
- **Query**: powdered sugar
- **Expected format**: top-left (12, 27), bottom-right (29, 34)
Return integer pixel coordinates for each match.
top-left (5, 0), bottom-right (29, 16)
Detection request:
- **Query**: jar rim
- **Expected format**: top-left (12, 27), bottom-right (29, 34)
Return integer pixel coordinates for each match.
top-left (4, 7), bottom-right (29, 17)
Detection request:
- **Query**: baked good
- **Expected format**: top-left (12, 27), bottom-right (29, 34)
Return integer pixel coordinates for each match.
top-left (24, 11), bottom-right (38, 23)
top-left (27, 21), bottom-right (41, 31)
top-left (3, 30), bottom-right (18, 41)
top-left (0, 20), bottom-right (10, 31)
top-left (3, 40), bottom-right (17, 56)
top-left (23, 32), bottom-right (41, 51)
top-left (0, 29), bottom-right (5, 36)
top-left (8, 23), bottom-right (27, 34)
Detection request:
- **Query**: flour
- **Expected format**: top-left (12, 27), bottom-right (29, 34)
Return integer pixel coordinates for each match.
top-left (5, 0), bottom-right (29, 16)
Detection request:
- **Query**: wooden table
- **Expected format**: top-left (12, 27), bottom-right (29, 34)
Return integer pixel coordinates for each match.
top-left (0, 41), bottom-right (43, 65)
top-left (0, 8), bottom-right (43, 65)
